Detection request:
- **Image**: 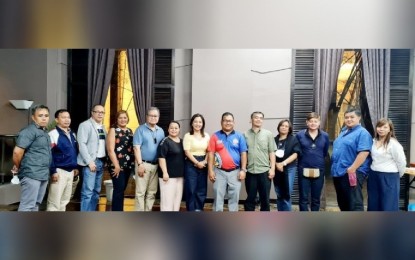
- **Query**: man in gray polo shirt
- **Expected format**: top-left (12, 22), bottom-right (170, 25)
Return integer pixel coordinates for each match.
top-left (243, 111), bottom-right (276, 211)
top-left (13, 104), bottom-right (52, 211)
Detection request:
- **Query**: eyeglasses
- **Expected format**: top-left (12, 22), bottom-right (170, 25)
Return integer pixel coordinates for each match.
top-left (93, 111), bottom-right (105, 115)
top-left (147, 114), bottom-right (159, 118)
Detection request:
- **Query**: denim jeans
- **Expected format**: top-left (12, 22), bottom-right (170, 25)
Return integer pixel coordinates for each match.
top-left (367, 170), bottom-right (400, 211)
top-left (18, 176), bottom-right (48, 211)
top-left (111, 169), bottom-right (131, 211)
top-left (80, 158), bottom-right (104, 211)
top-left (244, 171), bottom-right (271, 211)
top-left (213, 168), bottom-right (241, 211)
top-left (273, 165), bottom-right (296, 211)
top-left (298, 167), bottom-right (325, 211)
top-left (184, 156), bottom-right (207, 211)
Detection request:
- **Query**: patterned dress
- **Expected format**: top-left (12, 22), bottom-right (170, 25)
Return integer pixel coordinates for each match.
top-left (109, 127), bottom-right (134, 171)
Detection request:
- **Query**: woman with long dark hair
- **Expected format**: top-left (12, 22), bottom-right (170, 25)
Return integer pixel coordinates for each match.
top-left (183, 114), bottom-right (210, 211)
top-left (368, 118), bottom-right (406, 211)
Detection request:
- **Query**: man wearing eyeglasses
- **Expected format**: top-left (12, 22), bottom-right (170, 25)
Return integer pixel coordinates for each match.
top-left (133, 107), bottom-right (165, 211)
top-left (77, 104), bottom-right (107, 211)
top-left (207, 112), bottom-right (248, 211)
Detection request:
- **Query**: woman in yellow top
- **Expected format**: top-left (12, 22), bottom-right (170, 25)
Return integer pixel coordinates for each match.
top-left (183, 113), bottom-right (210, 211)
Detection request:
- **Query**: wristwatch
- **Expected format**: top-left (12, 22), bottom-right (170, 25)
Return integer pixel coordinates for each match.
top-left (241, 168), bottom-right (247, 173)
top-left (283, 161), bottom-right (287, 166)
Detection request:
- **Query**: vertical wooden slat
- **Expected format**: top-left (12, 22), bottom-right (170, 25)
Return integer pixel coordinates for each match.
top-left (290, 49), bottom-right (315, 205)
top-left (153, 49), bottom-right (174, 134)
top-left (389, 49), bottom-right (413, 210)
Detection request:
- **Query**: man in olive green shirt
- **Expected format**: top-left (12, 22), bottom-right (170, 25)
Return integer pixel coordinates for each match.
top-left (243, 111), bottom-right (276, 211)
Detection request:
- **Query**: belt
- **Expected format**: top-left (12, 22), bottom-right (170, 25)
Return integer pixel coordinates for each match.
top-left (219, 167), bottom-right (239, 172)
top-left (143, 160), bottom-right (158, 165)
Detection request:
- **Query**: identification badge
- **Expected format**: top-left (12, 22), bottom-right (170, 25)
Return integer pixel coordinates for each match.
top-left (275, 149), bottom-right (285, 158)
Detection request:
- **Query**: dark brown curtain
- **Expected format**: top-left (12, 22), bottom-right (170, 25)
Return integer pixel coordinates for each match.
top-left (314, 49), bottom-right (344, 127)
top-left (127, 49), bottom-right (154, 124)
top-left (362, 49), bottom-right (391, 128)
top-left (87, 49), bottom-right (116, 113)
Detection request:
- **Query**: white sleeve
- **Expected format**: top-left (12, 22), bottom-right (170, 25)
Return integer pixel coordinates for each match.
top-left (390, 139), bottom-right (407, 177)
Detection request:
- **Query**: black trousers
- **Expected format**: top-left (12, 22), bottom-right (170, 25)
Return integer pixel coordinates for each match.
top-left (333, 172), bottom-right (365, 211)
top-left (244, 171), bottom-right (271, 211)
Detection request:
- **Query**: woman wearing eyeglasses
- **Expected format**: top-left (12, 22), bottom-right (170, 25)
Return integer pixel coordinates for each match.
top-left (296, 112), bottom-right (330, 211)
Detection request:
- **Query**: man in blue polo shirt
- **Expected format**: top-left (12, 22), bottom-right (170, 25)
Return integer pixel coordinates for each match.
top-left (13, 104), bottom-right (52, 211)
top-left (331, 107), bottom-right (372, 211)
top-left (133, 107), bottom-right (165, 211)
top-left (208, 112), bottom-right (248, 211)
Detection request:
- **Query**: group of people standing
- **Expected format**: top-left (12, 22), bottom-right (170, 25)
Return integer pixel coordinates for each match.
top-left (331, 107), bottom-right (406, 211)
top-left (12, 104), bottom-right (407, 212)
top-left (207, 111), bottom-right (326, 212)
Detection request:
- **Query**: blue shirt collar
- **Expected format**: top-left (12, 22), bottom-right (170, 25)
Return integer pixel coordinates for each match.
top-left (341, 124), bottom-right (362, 135)
top-left (220, 129), bottom-right (235, 135)
top-left (144, 123), bottom-right (160, 131)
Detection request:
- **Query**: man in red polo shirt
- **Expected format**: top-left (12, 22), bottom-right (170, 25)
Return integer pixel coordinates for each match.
top-left (208, 112), bottom-right (248, 211)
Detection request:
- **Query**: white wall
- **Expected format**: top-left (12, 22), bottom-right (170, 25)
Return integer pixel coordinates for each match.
top-left (191, 49), bottom-right (293, 200)
top-left (0, 49), bottom-right (68, 134)
top-left (192, 49), bottom-right (292, 136)
top-left (173, 49), bottom-right (193, 137)
top-left (47, 49), bottom-right (68, 114)
top-left (0, 49), bottom-right (47, 134)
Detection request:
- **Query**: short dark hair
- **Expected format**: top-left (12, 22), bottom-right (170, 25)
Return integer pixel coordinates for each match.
top-left (306, 112), bottom-right (320, 121)
top-left (91, 104), bottom-right (104, 112)
top-left (221, 112), bottom-right (234, 121)
top-left (344, 107), bottom-right (361, 117)
top-left (55, 109), bottom-right (69, 119)
top-left (277, 119), bottom-right (293, 135)
top-left (169, 120), bottom-right (180, 128)
top-left (251, 111), bottom-right (264, 119)
top-left (189, 113), bottom-right (206, 137)
top-left (31, 104), bottom-right (49, 115)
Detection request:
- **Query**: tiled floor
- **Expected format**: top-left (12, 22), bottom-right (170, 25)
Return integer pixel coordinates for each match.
top-left (1, 173), bottom-right (370, 212)
top-left (66, 197), bottom-right (342, 212)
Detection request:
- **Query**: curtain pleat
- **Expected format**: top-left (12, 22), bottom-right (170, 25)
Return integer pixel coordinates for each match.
top-left (362, 49), bottom-right (390, 128)
top-left (87, 49), bottom-right (116, 113)
top-left (314, 49), bottom-right (344, 127)
top-left (127, 49), bottom-right (154, 124)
